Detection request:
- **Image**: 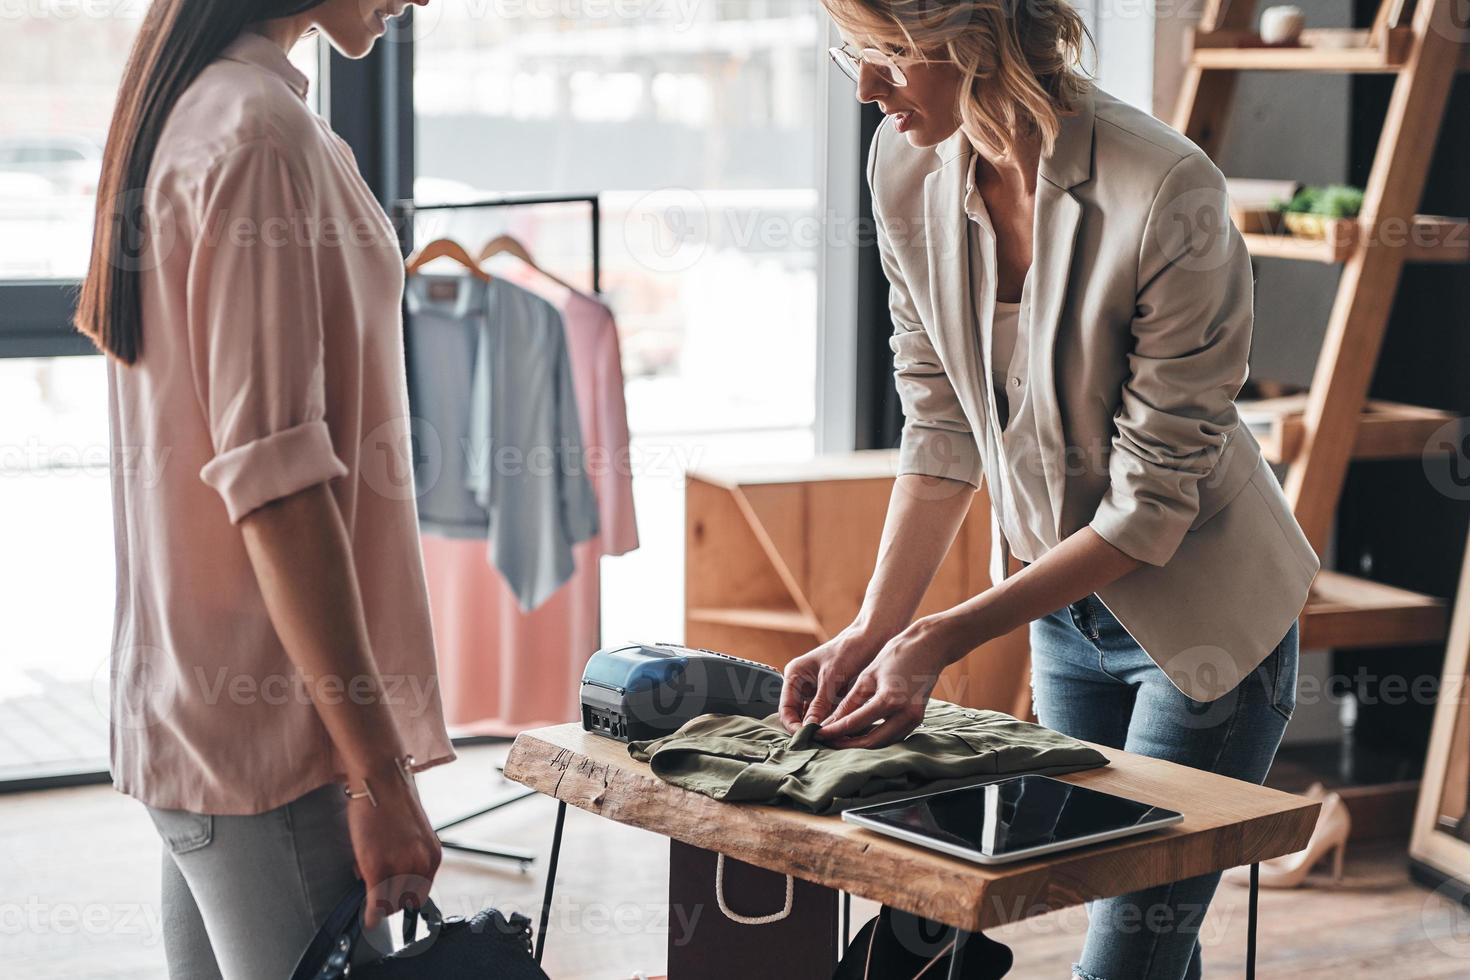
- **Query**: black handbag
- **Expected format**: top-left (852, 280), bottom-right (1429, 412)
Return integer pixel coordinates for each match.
top-left (832, 906), bottom-right (1013, 980)
top-left (290, 880), bottom-right (549, 980)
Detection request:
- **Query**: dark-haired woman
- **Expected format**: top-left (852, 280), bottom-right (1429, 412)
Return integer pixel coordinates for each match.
top-left (77, 2), bottom-right (449, 976)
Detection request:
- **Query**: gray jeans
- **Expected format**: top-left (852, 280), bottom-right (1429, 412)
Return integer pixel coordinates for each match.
top-left (146, 783), bottom-right (391, 979)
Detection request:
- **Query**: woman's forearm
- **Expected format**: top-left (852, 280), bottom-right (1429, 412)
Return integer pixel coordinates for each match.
top-left (932, 525), bottom-right (1143, 662)
top-left (852, 473), bottom-right (976, 641)
top-left (240, 482), bottom-right (407, 780)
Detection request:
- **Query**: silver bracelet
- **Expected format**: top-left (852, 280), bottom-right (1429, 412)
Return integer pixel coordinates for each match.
top-left (343, 754), bottom-right (416, 808)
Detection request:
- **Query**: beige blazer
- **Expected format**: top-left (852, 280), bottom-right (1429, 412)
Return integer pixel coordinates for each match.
top-left (869, 85), bottom-right (1319, 702)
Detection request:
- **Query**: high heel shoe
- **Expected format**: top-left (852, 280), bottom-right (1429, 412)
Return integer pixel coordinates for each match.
top-left (1223, 791), bottom-right (1351, 888)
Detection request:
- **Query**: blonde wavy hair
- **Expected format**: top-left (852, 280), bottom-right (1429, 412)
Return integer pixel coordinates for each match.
top-left (824, 0), bottom-right (1093, 156)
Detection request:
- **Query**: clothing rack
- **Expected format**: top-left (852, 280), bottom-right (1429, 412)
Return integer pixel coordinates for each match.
top-left (395, 191), bottom-right (603, 868)
top-left (392, 192), bottom-right (601, 294)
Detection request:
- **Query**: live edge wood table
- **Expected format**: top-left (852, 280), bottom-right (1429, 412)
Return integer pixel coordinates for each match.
top-left (504, 723), bottom-right (1319, 980)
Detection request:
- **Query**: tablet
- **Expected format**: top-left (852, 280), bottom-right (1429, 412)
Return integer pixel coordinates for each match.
top-left (841, 775), bottom-right (1183, 866)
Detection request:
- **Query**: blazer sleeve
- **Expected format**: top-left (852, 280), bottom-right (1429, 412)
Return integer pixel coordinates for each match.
top-left (1088, 151), bottom-right (1254, 567)
top-left (868, 126), bottom-right (983, 489)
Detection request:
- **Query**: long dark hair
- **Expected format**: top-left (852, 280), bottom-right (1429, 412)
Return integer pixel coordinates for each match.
top-left (75, 0), bottom-right (327, 364)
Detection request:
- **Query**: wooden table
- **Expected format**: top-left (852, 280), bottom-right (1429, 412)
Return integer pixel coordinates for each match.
top-left (504, 723), bottom-right (1320, 979)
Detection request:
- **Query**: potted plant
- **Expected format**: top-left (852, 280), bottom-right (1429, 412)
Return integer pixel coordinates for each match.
top-left (1275, 184), bottom-right (1365, 242)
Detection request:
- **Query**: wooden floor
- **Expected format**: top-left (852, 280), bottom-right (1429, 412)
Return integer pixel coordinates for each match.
top-left (3, 745), bottom-right (1469, 979)
top-left (0, 676), bottom-right (107, 783)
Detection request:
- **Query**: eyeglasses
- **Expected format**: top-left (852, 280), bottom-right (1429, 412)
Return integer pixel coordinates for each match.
top-left (828, 42), bottom-right (909, 87)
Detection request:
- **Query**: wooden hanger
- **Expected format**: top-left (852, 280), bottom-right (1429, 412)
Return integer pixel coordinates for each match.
top-left (405, 238), bottom-right (491, 281)
top-left (476, 234), bottom-right (576, 293)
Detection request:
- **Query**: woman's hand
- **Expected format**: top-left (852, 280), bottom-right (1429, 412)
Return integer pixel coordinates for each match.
top-left (816, 614), bottom-right (971, 749)
top-left (346, 760), bottom-right (443, 930)
top-left (779, 626), bottom-right (891, 733)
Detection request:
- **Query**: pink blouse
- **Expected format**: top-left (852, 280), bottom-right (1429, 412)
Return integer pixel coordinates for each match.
top-left (106, 30), bottom-right (453, 814)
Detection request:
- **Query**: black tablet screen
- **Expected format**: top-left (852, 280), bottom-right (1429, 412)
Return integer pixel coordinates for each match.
top-left (852, 775), bottom-right (1180, 858)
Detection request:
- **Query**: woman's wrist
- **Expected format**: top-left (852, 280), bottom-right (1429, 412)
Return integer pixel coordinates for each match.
top-left (350, 744), bottom-right (412, 774)
top-left (906, 609), bottom-right (979, 670)
top-left (845, 610), bottom-right (907, 650)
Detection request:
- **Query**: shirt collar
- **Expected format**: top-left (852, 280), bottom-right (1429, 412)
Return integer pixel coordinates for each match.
top-left (219, 29), bottom-right (310, 102)
top-left (963, 158), bottom-right (989, 227)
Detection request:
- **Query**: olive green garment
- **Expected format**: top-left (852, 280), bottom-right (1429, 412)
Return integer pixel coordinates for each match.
top-left (626, 700), bottom-right (1108, 815)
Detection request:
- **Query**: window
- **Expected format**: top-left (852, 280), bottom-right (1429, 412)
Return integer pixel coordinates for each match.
top-left (0, 355), bottom-right (113, 782)
top-left (413, 0), bottom-right (823, 434)
top-left (0, 9), bottom-right (320, 281)
top-left (413, 0), bottom-right (830, 643)
top-left (0, 15), bottom-right (320, 783)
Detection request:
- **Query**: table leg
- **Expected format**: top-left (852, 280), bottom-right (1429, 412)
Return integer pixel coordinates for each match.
top-left (533, 800), bottom-right (567, 966)
top-left (1246, 862), bottom-right (1259, 980)
top-left (435, 785), bottom-right (538, 867)
top-left (946, 926), bottom-right (969, 980)
top-left (668, 840), bottom-right (838, 980)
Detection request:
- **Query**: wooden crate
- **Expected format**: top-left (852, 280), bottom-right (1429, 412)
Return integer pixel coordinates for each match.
top-left (684, 450), bottom-right (1033, 718)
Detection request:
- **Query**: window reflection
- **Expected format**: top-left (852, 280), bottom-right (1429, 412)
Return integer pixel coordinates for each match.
top-left (0, 13), bottom-right (320, 281)
top-left (413, 0), bottom-right (821, 433)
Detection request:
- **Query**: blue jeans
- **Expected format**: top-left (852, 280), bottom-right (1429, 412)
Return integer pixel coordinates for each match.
top-left (1029, 594), bottom-right (1298, 980)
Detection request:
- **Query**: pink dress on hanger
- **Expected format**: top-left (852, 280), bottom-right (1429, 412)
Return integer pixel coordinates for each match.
top-left (420, 280), bottom-right (638, 734)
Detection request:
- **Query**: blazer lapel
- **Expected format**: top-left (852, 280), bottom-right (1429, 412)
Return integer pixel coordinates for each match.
top-left (1029, 89), bottom-right (1096, 538)
top-left (922, 133), bottom-right (986, 432)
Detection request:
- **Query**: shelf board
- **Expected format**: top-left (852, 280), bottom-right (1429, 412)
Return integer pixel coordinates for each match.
top-left (1301, 571), bottom-right (1447, 650)
top-left (688, 450), bottom-right (901, 489)
top-left (1241, 215), bottom-right (1469, 263)
top-left (1243, 231), bottom-right (1354, 262)
top-left (1190, 27), bottom-right (1413, 72)
top-left (685, 606), bottom-right (820, 635)
top-left (1241, 395), bottom-right (1458, 463)
top-left (1267, 743), bottom-right (1421, 841)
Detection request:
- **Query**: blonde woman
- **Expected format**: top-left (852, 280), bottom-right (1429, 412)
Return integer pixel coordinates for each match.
top-left (780, 0), bottom-right (1318, 977)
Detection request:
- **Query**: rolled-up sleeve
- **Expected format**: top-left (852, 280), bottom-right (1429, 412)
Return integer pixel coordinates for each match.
top-left (869, 129), bottom-right (983, 489)
top-left (1089, 152), bottom-right (1254, 566)
top-left (189, 138), bottom-right (348, 524)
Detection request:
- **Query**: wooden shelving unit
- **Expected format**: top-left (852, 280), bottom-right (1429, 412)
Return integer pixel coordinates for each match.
top-left (1189, 27), bottom-right (1416, 72)
top-left (1241, 395), bottom-right (1458, 463)
top-left (684, 451), bottom-right (1034, 718)
top-left (1175, 0), bottom-right (1466, 648)
top-left (1301, 570), bottom-right (1448, 649)
top-left (1190, 25), bottom-right (1470, 72)
top-left (1241, 214), bottom-right (1470, 263)
top-left (1176, 0), bottom-right (1467, 816)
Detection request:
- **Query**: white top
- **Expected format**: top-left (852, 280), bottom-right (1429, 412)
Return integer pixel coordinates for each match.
top-left (964, 168), bottom-right (1051, 564)
top-left (991, 300), bottom-right (1023, 423)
